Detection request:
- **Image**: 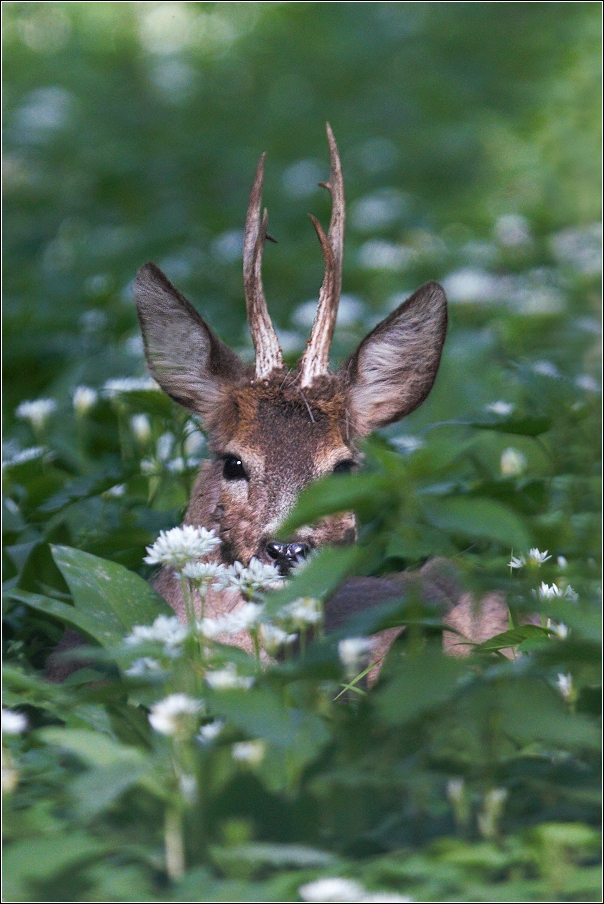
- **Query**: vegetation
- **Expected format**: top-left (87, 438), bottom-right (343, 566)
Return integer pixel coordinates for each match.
top-left (3, 3), bottom-right (601, 901)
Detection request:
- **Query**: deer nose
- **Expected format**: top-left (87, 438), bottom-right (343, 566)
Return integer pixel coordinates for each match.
top-left (266, 541), bottom-right (310, 567)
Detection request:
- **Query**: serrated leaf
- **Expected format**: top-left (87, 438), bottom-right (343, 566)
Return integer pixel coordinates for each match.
top-left (473, 624), bottom-right (551, 653)
top-left (423, 496), bottom-right (531, 549)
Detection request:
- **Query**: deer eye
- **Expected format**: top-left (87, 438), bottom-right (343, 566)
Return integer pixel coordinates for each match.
top-left (222, 455), bottom-right (248, 481)
top-left (333, 459), bottom-right (356, 475)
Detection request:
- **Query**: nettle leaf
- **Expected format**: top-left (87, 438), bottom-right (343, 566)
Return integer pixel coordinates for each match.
top-left (376, 647), bottom-right (468, 725)
top-left (279, 472), bottom-right (392, 537)
top-left (423, 496), bottom-right (532, 549)
top-left (472, 624), bottom-right (551, 653)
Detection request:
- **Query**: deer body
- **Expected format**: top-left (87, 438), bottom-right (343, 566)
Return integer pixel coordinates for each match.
top-left (134, 125), bottom-right (498, 662)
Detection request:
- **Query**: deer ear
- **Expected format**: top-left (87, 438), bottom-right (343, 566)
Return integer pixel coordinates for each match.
top-left (134, 262), bottom-right (245, 423)
top-left (344, 281), bottom-right (447, 435)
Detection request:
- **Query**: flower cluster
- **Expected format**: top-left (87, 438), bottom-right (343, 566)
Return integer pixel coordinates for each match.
top-left (508, 548), bottom-right (552, 569)
top-left (144, 526), bottom-right (220, 569)
top-left (215, 558), bottom-right (282, 599)
top-left (125, 614), bottom-right (188, 657)
top-left (16, 398), bottom-right (56, 431)
top-left (148, 693), bottom-right (204, 737)
top-left (299, 877), bottom-right (412, 903)
top-left (205, 663), bottom-right (254, 690)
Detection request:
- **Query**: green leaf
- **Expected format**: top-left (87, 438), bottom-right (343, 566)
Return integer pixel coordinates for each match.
top-left (5, 588), bottom-right (113, 645)
top-left (50, 544), bottom-right (173, 643)
top-left (73, 761), bottom-right (151, 821)
top-left (263, 544), bottom-right (362, 616)
top-left (423, 496), bottom-right (532, 549)
top-left (3, 833), bottom-right (110, 901)
top-left (39, 727), bottom-right (148, 767)
top-left (473, 624), bottom-right (551, 653)
top-left (279, 472), bottom-right (391, 537)
top-left (376, 648), bottom-right (468, 724)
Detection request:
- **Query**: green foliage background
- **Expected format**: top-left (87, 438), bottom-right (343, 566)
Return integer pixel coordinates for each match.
top-left (3, 3), bottom-right (601, 901)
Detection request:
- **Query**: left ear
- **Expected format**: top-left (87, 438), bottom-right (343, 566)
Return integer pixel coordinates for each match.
top-left (343, 281), bottom-right (447, 435)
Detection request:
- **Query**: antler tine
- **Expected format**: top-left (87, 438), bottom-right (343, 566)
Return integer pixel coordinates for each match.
top-left (299, 122), bottom-right (345, 388)
top-left (244, 154), bottom-right (284, 380)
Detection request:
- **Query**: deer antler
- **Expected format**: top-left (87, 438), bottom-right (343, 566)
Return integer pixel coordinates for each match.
top-left (298, 123), bottom-right (345, 388)
top-left (244, 153), bottom-right (284, 380)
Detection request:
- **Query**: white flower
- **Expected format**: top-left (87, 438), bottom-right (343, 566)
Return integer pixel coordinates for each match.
top-left (3, 446), bottom-right (45, 469)
top-left (500, 447), bottom-right (527, 477)
top-left (259, 623), bottom-right (298, 654)
top-left (197, 720), bottom-right (224, 745)
top-left (299, 878), bottom-right (366, 903)
top-left (16, 398), bottom-right (56, 431)
top-left (144, 525), bottom-right (221, 569)
top-left (106, 484), bottom-right (125, 498)
top-left (338, 637), bottom-right (372, 674)
top-left (181, 561), bottom-right (227, 585)
top-left (532, 360), bottom-right (559, 378)
top-left (224, 602), bottom-right (265, 632)
top-left (125, 614), bottom-right (188, 656)
top-left (205, 663), bottom-right (254, 691)
top-left (575, 374), bottom-right (599, 393)
top-left (360, 895), bottom-right (413, 903)
top-left (556, 673), bottom-right (573, 701)
top-left (102, 376), bottom-right (160, 397)
top-left (280, 596), bottom-right (323, 629)
top-left (564, 585), bottom-right (579, 603)
top-left (131, 413), bottom-right (151, 443)
top-left (391, 435), bottom-right (424, 454)
top-left (536, 582), bottom-right (564, 601)
top-left (72, 386), bottom-right (98, 417)
top-left (216, 558), bottom-right (282, 598)
top-left (179, 773), bottom-right (197, 803)
top-left (527, 548), bottom-right (551, 566)
top-left (125, 657), bottom-right (162, 676)
top-left (485, 401), bottom-right (514, 416)
top-left (2, 709), bottom-right (28, 735)
top-left (552, 622), bottom-right (569, 640)
top-left (508, 554), bottom-right (526, 570)
top-left (446, 777), bottom-right (465, 803)
top-left (148, 693), bottom-right (204, 736)
top-left (557, 556), bottom-right (568, 570)
top-left (156, 432), bottom-right (174, 462)
top-left (232, 740), bottom-right (265, 767)
top-left (197, 617), bottom-right (223, 640)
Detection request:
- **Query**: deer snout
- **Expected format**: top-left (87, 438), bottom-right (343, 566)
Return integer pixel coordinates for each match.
top-left (265, 541), bottom-right (310, 574)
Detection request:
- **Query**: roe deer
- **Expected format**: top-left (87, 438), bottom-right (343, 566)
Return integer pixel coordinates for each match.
top-left (134, 124), bottom-right (518, 666)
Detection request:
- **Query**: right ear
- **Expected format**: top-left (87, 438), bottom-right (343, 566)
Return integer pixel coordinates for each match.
top-left (134, 262), bottom-right (246, 423)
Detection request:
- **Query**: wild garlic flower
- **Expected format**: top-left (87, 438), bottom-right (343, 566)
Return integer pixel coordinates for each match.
top-left (299, 878), bottom-right (366, 903)
top-left (148, 693), bottom-right (204, 737)
top-left (359, 894), bottom-right (414, 903)
top-left (527, 548), bottom-right (552, 566)
top-left (125, 614), bottom-right (188, 657)
top-left (181, 561), bottom-right (226, 585)
top-left (16, 398), bottom-right (56, 431)
top-left (216, 558), bottom-right (282, 599)
top-left (130, 413), bottom-right (152, 443)
top-left (3, 446), bottom-right (45, 469)
top-left (338, 637), bottom-right (373, 674)
top-left (232, 740), bottom-right (265, 767)
top-left (485, 401), bottom-right (514, 416)
top-left (557, 556), bottom-right (568, 570)
top-left (72, 386), bottom-right (98, 417)
top-left (197, 720), bottom-right (224, 745)
top-left (556, 673), bottom-right (574, 701)
top-left (205, 663), bottom-right (254, 690)
top-left (500, 447), bottom-right (527, 477)
top-left (102, 376), bottom-right (159, 397)
top-left (125, 657), bottom-right (162, 677)
top-left (508, 554), bottom-right (526, 570)
top-left (259, 623), bottom-right (298, 655)
top-left (280, 596), bottom-right (323, 629)
top-left (144, 525), bottom-right (221, 569)
top-left (551, 622), bottom-right (569, 640)
top-left (536, 582), bottom-right (564, 601)
top-left (2, 709), bottom-right (28, 735)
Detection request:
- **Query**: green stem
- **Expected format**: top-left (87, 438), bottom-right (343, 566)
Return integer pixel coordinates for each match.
top-left (164, 805), bottom-right (185, 881)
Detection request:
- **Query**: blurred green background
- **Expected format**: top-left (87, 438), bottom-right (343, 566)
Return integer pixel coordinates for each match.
top-left (3, 0), bottom-right (601, 429)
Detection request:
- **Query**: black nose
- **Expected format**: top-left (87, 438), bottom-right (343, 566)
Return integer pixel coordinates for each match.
top-left (266, 541), bottom-right (310, 566)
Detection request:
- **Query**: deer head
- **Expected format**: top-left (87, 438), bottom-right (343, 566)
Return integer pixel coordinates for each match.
top-left (134, 125), bottom-right (447, 587)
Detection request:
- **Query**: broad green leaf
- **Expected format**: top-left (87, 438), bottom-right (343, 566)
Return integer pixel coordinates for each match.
top-left (39, 727), bottom-right (148, 767)
top-left (73, 761), bottom-right (151, 821)
top-left (263, 544), bottom-right (362, 616)
top-left (37, 466), bottom-right (128, 513)
top-left (3, 833), bottom-right (110, 900)
top-left (376, 648), bottom-right (468, 725)
top-left (6, 587), bottom-right (113, 645)
top-left (502, 680), bottom-right (601, 751)
top-left (473, 624), bottom-right (551, 653)
top-left (279, 472), bottom-right (391, 536)
top-left (423, 496), bottom-right (532, 549)
top-left (51, 544), bottom-right (173, 643)
top-left (209, 842), bottom-right (338, 870)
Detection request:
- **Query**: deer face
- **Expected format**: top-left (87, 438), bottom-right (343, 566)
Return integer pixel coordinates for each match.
top-left (134, 126), bottom-right (448, 574)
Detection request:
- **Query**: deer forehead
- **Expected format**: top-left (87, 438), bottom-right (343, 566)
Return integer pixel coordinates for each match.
top-left (222, 382), bottom-right (353, 478)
